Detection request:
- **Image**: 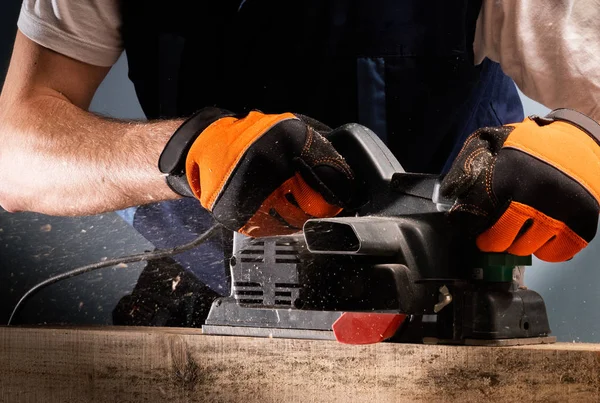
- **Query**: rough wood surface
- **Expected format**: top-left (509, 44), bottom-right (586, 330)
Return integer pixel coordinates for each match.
top-left (0, 326), bottom-right (599, 403)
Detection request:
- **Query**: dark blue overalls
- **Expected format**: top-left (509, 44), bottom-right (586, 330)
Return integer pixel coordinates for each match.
top-left (118, 0), bottom-right (524, 295)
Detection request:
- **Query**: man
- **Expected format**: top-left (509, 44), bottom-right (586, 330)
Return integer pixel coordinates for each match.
top-left (1, 1), bottom-right (599, 325)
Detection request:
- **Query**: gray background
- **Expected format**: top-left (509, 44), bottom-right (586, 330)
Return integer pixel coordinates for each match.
top-left (0, 1), bottom-right (598, 341)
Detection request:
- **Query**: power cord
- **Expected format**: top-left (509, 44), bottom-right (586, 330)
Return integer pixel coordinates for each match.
top-left (7, 223), bottom-right (223, 326)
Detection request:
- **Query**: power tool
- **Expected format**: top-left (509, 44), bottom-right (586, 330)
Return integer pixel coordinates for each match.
top-left (202, 123), bottom-right (556, 346)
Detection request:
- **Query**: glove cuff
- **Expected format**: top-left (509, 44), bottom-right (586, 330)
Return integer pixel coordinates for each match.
top-left (164, 174), bottom-right (196, 198)
top-left (159, 107), bottom-right (235, 197)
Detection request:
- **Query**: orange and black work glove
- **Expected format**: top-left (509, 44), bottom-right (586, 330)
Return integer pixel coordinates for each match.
top-left (440, 109), bottom-right (600, 262)
top-left (159, 107), bottom-right (354, 237)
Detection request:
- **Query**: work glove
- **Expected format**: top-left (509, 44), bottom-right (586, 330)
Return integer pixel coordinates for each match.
top-left (159, 107), bottom-right (354, 237)
top-left (440, 109), bottom-right (600, 262)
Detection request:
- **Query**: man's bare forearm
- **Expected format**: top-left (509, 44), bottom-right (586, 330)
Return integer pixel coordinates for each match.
top-left (0, 93), bottom-right (183, 215)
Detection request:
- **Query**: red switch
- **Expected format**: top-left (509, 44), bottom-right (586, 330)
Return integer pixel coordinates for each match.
top-left (332, 312), bottom-right (407, 344)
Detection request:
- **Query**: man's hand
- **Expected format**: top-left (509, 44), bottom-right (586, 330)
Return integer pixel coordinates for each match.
top-left (441, 109), bottom-right (600, 262)
top-left (160, 108), bottom-right (354, 237)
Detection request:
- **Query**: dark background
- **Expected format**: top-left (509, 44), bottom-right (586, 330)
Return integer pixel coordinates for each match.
top-left (0, 0), bottom-right (598, 341)
top-left (0, 0), bottom-right (21, 89)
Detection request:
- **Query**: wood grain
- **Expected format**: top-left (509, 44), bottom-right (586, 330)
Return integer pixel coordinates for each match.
top-left (0, 326), bottom-right (598, 402)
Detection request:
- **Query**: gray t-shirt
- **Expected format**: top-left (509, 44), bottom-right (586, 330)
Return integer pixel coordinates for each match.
top-left (18, 0), bottom-right (122, 67)
top-left (17, 0), bottom-right (600, 121)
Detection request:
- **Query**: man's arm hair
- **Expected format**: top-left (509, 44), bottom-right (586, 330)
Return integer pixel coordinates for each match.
top-left (0, 31), bottom-right (182, 215)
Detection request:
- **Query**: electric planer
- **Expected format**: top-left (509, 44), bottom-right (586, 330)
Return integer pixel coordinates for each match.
top-left (202, 123), bottom-right (555, 346)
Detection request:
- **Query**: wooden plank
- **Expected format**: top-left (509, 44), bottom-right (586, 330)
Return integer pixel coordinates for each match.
top-left (0, 326), bottom-right (598, 403)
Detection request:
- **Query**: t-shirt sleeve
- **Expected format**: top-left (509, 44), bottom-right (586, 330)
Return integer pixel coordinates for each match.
top-left (17, 0), bottom-right (123, 67)
top-left (474, 0), bottom-right (600, 122)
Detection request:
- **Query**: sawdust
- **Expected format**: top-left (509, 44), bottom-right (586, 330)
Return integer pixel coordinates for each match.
top-left (39, 224), bottom-right (52, 232)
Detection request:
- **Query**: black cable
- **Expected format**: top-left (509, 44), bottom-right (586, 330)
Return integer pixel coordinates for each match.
top-left (7, 223), bottom-right (223, 326)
